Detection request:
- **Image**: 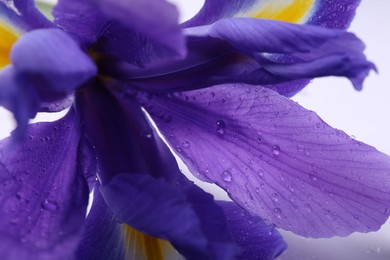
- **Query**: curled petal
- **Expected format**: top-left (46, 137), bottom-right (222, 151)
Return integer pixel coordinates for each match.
top-left (139, 84), bottom-right (390, 238)
top-left (0, 110), bottom-right (89, 259)
top-left (185, 18), bottom-right (374, 90)
top-left (11, 29), bottom-right (97, 94)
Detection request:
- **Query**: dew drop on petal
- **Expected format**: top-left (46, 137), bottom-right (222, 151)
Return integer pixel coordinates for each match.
top-left (216, 120), bottom-right (225, 136)
top-left (182, 141), bottom-right (190, 148)
top-left (222, 171), bottom-right (232, 182)
top-left (42, 199), bottom-right (58, 212)
top-left (296, 144), bottom-right (304, 153)
top-left (272, 145), bottom-right (281, 156)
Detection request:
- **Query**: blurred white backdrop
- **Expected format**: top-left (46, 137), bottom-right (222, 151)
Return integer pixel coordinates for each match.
top-left (0, 0), bottom-right (389, 259)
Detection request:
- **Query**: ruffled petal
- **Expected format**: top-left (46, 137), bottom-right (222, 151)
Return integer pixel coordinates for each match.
top-left (0, 0), bottom-right (53, 31)
top-left (185, 18), bottom-right (374, 91)
top-left (183, 0), bottom-right (359, 29)
top-left (0, 110), bottom-right (89, 259)
top-left (96, 0), bottom-right (185, 58)
top-left (219, 201), bottom-right (287, 260)
top-left (138, 84), bottom-right (390, 238)
top-left (10, 28), bottom-right (97, 95)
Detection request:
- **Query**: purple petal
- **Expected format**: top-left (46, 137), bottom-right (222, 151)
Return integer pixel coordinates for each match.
top-left (75, 83), bottom-right (179, 184)
top-left (218, 201), bottom-right (287, 260)
top-left (184, 0), bottom-right (359, 28)
top-left (139, 83), bottom-right (390, 238)
top-left (186, 18), bottom-right (374, 90)
top-left (0, 110), bottom-right (89, 259)
top-left (11, 29), bottom-right (97, 95)
top-left (0, 0), bottom-right (53, 31)
top-left (100, 173), bottom-right (210, 258)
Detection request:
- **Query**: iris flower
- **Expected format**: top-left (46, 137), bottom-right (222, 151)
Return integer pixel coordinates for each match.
top-left (0, 0), bottom-right (389, 259)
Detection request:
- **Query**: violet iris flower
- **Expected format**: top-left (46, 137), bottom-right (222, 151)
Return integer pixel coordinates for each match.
top-left (0, 0), bottom-right (389, 259)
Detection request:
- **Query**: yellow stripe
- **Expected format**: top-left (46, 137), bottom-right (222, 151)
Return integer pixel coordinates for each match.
top-left (0, 21), bottom-right (19, 68)
top-left (250, 0), bottom-right (315, 23)
top-left (122, 224), bottom-right (181, 260)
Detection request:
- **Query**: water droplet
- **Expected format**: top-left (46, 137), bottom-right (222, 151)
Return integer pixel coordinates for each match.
top-left (273, 208), bottom-right (282, 214)
top-left (182, 141), bottom-right (190, 148)
top-left (309, 171), bottom-right (317, 181)
top-left (216, 120), bottom-right (225, 136)
top-left (222, 171), bottom-right (232, 182)
top-left (272, 193), bottom-right (279, 202)
top-left (42, 199), bottom-right (58, 212)
top-left (296, 144), bottom-right (304, 153)
top-left (304, 203), bottom-right (312, 212)
top-left (272, 145), bottom-right (280, 156)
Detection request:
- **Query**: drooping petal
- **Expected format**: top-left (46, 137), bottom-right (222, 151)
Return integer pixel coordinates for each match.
top-left (0, 0), bottom-right (53, 31)
top-left (138, 83), bottom-right (390, 238)
top-left (53, 0), bottom-right (185, 65)
top-left (183, 0), bottom-right (360, 29)
top-left (10, 28), bottom-right (97, 95)
top-left (0, 110), bottom-right (89, 259)
top-left (78, 186), bottom-right (182, 260)
top-left (100, 173), bottom-right (215, 259)
top-left (218, 201), bottom-right (287, 260)
top-left (174, 175), bottom-right (239, 259)
top-left (0, 66), bottom-right (40, 138)
top-left (76, 185), bottom-right (127, 260)
top-left (185, 18), bottom-right (374, 90)
top-left (75, 82), bottom-right (179, 184)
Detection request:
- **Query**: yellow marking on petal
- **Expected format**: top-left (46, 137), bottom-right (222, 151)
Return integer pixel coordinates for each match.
top-left (0, 21), bottom-right (19, 68)
top-left (122, 224), bottom-right (182, 260)
top-left (250, 0), bottom-right (315, 23)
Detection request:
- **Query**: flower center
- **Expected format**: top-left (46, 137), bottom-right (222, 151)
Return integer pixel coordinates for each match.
top-left (0, 21), bottom-right (19, 68)
top-left (251, 0), bottom-right (315, 23)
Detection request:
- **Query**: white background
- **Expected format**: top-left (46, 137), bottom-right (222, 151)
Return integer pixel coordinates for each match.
top-left (1, 1), bottom-right (389, 259)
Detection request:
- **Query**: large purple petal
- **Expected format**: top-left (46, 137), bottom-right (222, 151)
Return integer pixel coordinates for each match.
top-left (0, 0), bottom-right (53, 31)
top-left (138, 83), bottom-right (390, 238)
top-left (218, 201), bottom-right (287, 260)
top-left (11, 29), bottom-right (97, 95)
top-left (185, 18), bottom-right (374, 91)
top-left (0, 110), bottom-right (89, 259)
top-left (183, 0), bottom-right (359, 29)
